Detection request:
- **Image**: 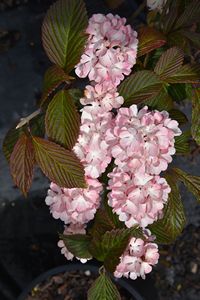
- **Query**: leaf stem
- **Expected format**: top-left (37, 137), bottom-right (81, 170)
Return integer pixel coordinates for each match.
top-left (16, 109), bottom-right (41, 129)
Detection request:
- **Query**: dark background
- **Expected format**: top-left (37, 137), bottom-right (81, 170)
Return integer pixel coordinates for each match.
top-left (0, 1), bottom-right (199, 299)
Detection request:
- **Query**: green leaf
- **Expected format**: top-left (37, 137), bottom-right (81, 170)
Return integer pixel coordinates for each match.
top-left (169, 109), bottom-right (188, 125)
top-left (181, 30), bottom-right (200, 49)
top-left (119, 70), bottom-right (162, 106)
top-left (191, 87), bottom-right (200, 145)
top-left (172, 168), bottom-right (200, 202)
top-left (29, 113), bottom-right (45, 137)
top-left (145, 89), bottom-right (173, 111)
top-left (137, 26), bottom-right (166, 57)
top-left (10, 134), bottom-right (35, 196)
top-left (167, 64), bottom-right (200, 84)
top-left (68, 88), bottom-right (83, 109)
top-left (168, 84), bottom-right (187, 102)
top-left (45, 90), bottom-right (80, 149)
top-left (60, 234), bottom-right (92, 259)
top-left (41, 65), bottom-right (72, 107)
top-left (3, 125), bottom-right (26, 161)
top-left (32, 137), bottom-right (86, 188)
top-left (149, 174), bottom-right (186, 244)
top-left (174, 0), bottom-right (200, 30)
top-left (88, 272), bottom-right (121, 300)
top-left (42, 0), bottom-right (88, 72)
top-left (154, 47), bottom-right (184, 80)
top-left (90, 227), bottom-right (143, 272)
top-left (175, 131), bottom-right (190, 155)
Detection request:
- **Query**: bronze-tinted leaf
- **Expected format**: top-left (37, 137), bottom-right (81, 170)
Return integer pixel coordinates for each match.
top-left (119, 70), bottom-right (163, 106)
top-left (42, 0), bottom-right (88, 72)
top-left (45, 90), bottom-right (80, 149)
top-left (10, 134), bottom-right (35, 196)
top-left (32, 137), bottom-right (86, 188)
top-left (167, 64), bottom-right (200, 84)
top-left (154, 47), bottom-right (184, 80)
top-left (137, 26), bottom-right (166, 57)
top-left (191, 86), bottom-right (200, 145)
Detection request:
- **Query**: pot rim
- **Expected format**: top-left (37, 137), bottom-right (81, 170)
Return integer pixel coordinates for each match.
top-left (18, 262), bottom-right (144, 300)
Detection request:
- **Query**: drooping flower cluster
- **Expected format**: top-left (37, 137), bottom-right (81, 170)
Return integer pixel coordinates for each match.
top-left (115, 231), bottom-right (159, 280)
top-left (106, 105), bottom-right (181, 229)
top-left (58, 224), bottom-right (90, 263)
top-left (75, 13), bottom-right (138, 91)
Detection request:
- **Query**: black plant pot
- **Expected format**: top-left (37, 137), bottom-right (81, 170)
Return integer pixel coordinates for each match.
top-left (18, 263), bottom-right (144, 300)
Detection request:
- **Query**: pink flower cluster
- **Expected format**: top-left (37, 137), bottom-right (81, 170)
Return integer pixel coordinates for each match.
top-left (106, 105), bottom-right (181, 229)
top-left (58, 224), bottom-right (90, 263)
top-left (115, 231), bottom-right (159, 280)
top-left (45, 178), bottom-right (102, 224)
top-left (75, 13), bottom-right (138, 91)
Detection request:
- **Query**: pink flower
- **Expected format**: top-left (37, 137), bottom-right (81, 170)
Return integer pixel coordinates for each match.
top-left (81, 85), bottom-right (124, 111)
top-left (58, 224), bottom-right (90, 263)
top-left (73, 104), bottom-right (113, 178)
top-left (108, 167), bottom-right (171, 228)
top-left (114, 231), bottom-right (159, 280)
top-left (45, 177), bottom-right (102, 224)
top-left (75, 14), bottom-right (138, 90)
top-left (106, 105), bottom-right (181, 175)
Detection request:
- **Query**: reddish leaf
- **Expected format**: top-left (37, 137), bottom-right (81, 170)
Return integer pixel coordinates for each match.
top-left (137, 26), bottom-right (166, 57)
top-left (119, 70), bottom-right (163, 106)
top-left (45, 90), bottom-right (80, 150)
top-left (10, 134), bottom-right (35, 196)
top-left (32, 137), bottom-right (86, 188)
top-left (41, 65), bottom-right (72, 107)
top-left (166, 64), bottom-right (200, 84)
top-left (154, 47), bottom-right (184, 80)
top-left (42, 0), bottom-right (88, 72)
top-left (3, 125), bottom-right (26, 161)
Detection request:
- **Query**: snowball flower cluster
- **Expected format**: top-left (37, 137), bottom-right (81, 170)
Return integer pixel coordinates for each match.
top-left (106, 104), bottom-right (181, 228)
top-left (45, 178), bottom-right (102, 224)
top-left (106, 105), bottom-right (182, 175)
top-left (75, 13), bottom-right (138, 91)
top-left (147, 0), bottom-right (167, 12)
top-left (115, 231), bottom-right (159, 280)
top-left (58, 224), bottom-right (90, 263)
top-left (108, 168), bottom-right (171, 228)
top-left (73, 104), bottom-right (113, 178)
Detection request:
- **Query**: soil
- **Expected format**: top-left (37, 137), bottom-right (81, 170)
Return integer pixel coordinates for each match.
top-left (25, 270), bottom-right (134, 300)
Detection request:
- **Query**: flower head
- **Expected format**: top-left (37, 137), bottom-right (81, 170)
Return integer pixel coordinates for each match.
top-left (45, 178), bottom-right (102, 224)
top-left (75, 14), bottom-right (138, 91)
top-left (108, 167), bottom-right (171, 228)
top-left (115, 231), bottom-right (159, 280)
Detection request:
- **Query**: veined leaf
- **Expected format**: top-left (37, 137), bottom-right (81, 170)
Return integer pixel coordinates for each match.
top-left (149, 175), bottom-right (186, 244)
top-left (145, 88), bottom-right (173, 111)
top-left (30, 113), bottom-right (45, 137)
top-left (172, 168), bottom-right (200, 202)
top-left (169, 109), bottom-right (188, 125)
top-left (90, 226), bottom-right (143, 272)
top-left (119, 70), bottom-right (162, 106)
top-left (191, 87), bottom-right (200, 145)
top-left (45, 90), bottom-right (80, 149)
top-left (154, 47), bottom-right (184, 80)
top-left (174, 0), bottom-right (200, 30)
top-left (10, 134), bottom-right (35, 196)
top-left (32, 137), bottom-right (86, 188)
top-left (175, 131), bottom-right (190, 155)
top-left (41, 65), bottom-right (72, 107)
top-left (3, 125), bottom-right (26, 161)
top-left (137, 26), bottom-right (166, 57)
top-left (181, 30), bottom-right (200, 49)
top-left (60, 234), bottom-right (92, 259)
top-left (160, 0), bottom-right (182, 34)
top-left (168, 84), bottom-right (187, 102)
top-left (167, 64), bottom-right (200, 84)
top-left (42, 0), bottom-right (88, 72)
top-left (88, 272), bottom-right (121, 300)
